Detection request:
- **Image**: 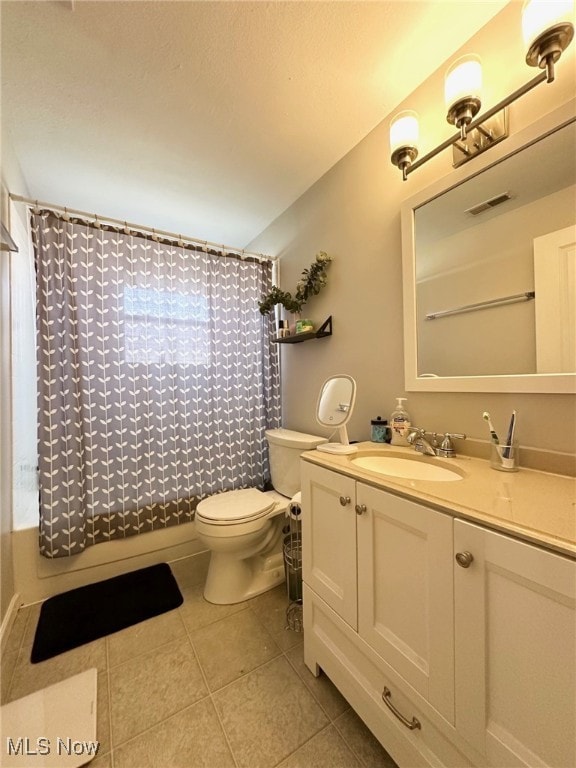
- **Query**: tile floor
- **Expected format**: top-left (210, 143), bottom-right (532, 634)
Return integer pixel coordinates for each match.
top-left (1, 556), bottom-right (399, 768)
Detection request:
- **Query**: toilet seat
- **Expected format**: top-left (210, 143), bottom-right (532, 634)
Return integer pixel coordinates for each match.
top-left (196, 488), bottom-right (276, 526)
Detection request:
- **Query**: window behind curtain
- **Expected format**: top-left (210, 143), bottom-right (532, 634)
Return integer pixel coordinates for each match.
top-left (31, 209), bottom-right (280, 558)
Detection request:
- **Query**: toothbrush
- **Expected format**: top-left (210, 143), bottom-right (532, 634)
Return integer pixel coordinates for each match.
top-left (503, 410), bottom-right (516, 459)
top-left (483, 412), bottom-right (500, 445)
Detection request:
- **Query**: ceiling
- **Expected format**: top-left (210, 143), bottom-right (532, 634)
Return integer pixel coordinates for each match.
top-left (1, 0), bottom-right (508, 249)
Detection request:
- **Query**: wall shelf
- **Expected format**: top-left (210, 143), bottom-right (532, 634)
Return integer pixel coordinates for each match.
top-left (273, 316), bottom-right (332, 344)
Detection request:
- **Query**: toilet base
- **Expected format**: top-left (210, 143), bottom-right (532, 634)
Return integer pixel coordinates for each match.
top-left (203, 549), bottom-right (285, 605)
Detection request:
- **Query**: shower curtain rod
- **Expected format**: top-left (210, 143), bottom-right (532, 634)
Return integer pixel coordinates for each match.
top-left (9, 193), bottom-right (277, 263)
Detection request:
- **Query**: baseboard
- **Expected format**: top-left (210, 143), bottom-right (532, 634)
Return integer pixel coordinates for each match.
top-left (0, 592), bottom-right (21, 655)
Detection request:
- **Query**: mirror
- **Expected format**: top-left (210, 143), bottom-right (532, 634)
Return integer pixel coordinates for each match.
top-left (316, 374), bottom-right (358, 455)
top-left (402, 103), bottom-right (576, 393)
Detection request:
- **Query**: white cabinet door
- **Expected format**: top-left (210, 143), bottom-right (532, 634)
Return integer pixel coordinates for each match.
top-left (357, 483), bottom-right (455, 723)
top-left (301, 461), bottom-right (357, 629)
top-left (454, 519), bottom-right (576, 768)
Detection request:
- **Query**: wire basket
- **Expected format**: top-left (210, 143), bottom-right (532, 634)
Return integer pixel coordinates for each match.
top-left (283, 526), bottom-right (303, 632)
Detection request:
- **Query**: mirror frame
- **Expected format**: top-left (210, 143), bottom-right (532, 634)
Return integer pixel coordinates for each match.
top-left (401, 99), bottom-right (576, 394)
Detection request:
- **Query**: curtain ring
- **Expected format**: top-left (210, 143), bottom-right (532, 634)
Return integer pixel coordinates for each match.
top-left (177, 234), bottom-right (184, 247)
top-left (93, 214), bottom-right (101, 229)
top-left (63, 206), bottom-right (70, 222)
top-left (123, 221), bottom-right (130, 235)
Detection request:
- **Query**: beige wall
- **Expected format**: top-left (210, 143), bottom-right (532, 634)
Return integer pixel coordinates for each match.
top-left (247, 2), bottom-right (576, 462)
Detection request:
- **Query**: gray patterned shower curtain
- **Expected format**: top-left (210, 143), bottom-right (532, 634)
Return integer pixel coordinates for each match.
top-left (31, 209), bottom-right (281, 558)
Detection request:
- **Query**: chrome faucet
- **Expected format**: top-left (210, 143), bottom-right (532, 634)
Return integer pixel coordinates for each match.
top-left (406, 427), bottom-right (437, 456)
top-left (407, 427), bottom-right (466, 458)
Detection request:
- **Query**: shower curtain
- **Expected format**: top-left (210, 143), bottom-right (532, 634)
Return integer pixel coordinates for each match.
top-left (31, 209), bottom-right (280, 558)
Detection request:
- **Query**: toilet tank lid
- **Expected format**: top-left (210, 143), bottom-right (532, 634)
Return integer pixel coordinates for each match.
top-left (265, 428), bottom-right (327, 449)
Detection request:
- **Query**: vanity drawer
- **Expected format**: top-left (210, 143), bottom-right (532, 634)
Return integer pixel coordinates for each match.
top-left (304, 585), bottom-right (483, 768)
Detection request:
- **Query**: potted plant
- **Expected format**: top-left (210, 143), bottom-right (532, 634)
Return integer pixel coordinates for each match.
top-left (258, 252), bottom-right (333, 326)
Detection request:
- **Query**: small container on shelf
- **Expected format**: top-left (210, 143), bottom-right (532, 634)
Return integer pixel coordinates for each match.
top-left (296, 319), bottom-right (314, 334)
top-left (277, 320), bottom-right (290, 338)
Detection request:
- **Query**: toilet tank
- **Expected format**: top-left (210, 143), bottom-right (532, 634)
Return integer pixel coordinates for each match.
top-left (265, 428), bottom-right (326, 497)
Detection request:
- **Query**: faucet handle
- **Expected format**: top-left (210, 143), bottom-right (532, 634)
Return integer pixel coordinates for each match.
top-left (443, 432), bottom-right (466, 441)
top-left (438, 432), bottom-right (466, 457)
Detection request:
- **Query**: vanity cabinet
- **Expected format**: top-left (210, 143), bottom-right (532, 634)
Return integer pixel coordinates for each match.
top-left (454, 519), bottom-right (576, 768)
top-left (301, 464), bottom-right (357, 628)
top-left (301, 460), bottom-right (576, 768)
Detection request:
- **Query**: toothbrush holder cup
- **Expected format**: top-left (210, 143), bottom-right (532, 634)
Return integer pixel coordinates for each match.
top-left (490, 440), bottom-right (519, 472)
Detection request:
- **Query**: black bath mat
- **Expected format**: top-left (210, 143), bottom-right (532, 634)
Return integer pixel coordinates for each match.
top-left (31, 562), bottom-right (183, 663)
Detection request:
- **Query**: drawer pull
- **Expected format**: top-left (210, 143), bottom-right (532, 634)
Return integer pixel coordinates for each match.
top-left (355, 504), bottom-right (366, 515)
top-left (382, 687), bottom-right (421, 731)
top-left (339, 496), bottom-right (351, 506)
top-left (455, 551), bottom-right (474, 568)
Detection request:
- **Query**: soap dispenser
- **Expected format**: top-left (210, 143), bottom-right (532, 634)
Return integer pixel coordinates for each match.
top-left (390, 397), bottom-right (411, 446)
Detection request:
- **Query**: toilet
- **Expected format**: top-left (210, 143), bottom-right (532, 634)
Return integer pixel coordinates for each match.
top-left (195, 428), bottom-right (326, 604)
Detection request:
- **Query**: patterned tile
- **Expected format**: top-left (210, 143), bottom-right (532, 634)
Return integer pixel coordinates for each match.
top-left (0, 650), bottom-right (18, 705)
top-left (89, 751), bottom-right (113, 768)
top-left (107, 609), bottom-right (187, 668)
top-left (113, 698), bottom-right (235, 768)
top-left (9, 638), bottom-right (107, 701)
top-left (96, 672), bottom-right (111, 757)
top-left (109, 637), bottom-right (208, 745)
top-left (278, 724), bottom-right (361, 768)
top-left (334, 709), bottom-right (399, 768)
top-left (190, 609), bottom-right (281, 691)
top-left (249, 584), bottom-right (303, 651)
top-left (179, 582), bottom-right (248, 632)
top-left (285, 644), bottom-right (350, 720)
top-left (1, 589), bottom-right (399, 768)
top-left (213, 656), bottom-right (329, 768)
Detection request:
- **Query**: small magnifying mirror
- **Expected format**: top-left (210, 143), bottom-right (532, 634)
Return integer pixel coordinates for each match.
top-left (315, 374), bottom-right (358, 455)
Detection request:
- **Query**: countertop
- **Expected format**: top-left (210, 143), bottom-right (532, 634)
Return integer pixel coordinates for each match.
top-left (302, 442), bottom-right (576, 559)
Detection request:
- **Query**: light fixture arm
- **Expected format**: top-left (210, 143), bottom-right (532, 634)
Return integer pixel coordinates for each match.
top-left (404, 69), bottom-right (548, 178)
top-left (390, 3), bottom-right (574, 181)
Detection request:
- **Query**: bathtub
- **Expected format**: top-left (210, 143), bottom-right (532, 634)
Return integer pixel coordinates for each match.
top-left (12, 520), bottom-right (208, 605)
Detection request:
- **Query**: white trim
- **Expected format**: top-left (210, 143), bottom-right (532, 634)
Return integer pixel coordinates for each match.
top-left (0, 592), bottom-right (22, 655)
top-left (402, 99), bottom-right (576, 394)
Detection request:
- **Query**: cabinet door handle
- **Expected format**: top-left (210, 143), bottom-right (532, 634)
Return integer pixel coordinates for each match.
top-left (382, 687), bottom-right (421, 730)
top-left (455, 551), bottom-right (474, 568)
top-left (339, 496), bottom-right (351, 506)
top-left (355, 504), bottom-right (366, 515)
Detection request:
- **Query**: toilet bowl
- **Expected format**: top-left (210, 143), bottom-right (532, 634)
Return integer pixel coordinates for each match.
top-left (195, 428), bottom-right (326, 604)
top-left (195, 488), bottom-right (287, 604)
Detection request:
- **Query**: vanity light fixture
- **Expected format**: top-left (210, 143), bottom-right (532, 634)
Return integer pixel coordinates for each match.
top-left (444, 55), bottom-right (482, 141)
top-left (389, 111), bottom-right (419, 182)
top-left (390, 0), bottom-right (575, 180)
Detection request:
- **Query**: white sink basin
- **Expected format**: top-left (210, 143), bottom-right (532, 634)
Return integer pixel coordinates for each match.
top-left (350, 454), bottom-right (464, 482)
